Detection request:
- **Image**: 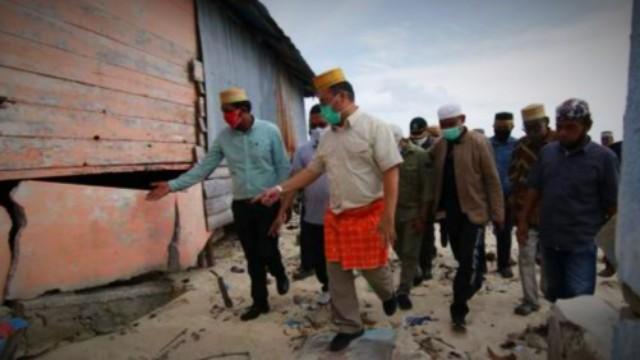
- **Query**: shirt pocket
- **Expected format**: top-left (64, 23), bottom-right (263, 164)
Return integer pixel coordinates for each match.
top-left (343, 139), bottom-right (373, 171)
top-left (250, 139), bottom-right (271, 163)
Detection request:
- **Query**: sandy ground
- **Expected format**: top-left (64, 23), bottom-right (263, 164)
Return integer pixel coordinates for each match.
top-left (39, 221), bottom-right (625, 360)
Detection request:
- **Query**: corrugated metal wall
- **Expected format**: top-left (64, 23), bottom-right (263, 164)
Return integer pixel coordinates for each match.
top-left (0, 0), bottom-right (200, 181)
top-left (197, 0), bottom-right (308, 229)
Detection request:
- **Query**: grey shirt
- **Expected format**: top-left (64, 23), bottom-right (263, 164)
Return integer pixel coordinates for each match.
top-left (527, 140), bottom-right (619, 250)
top-left (292, 140), bottom-right (330, 225)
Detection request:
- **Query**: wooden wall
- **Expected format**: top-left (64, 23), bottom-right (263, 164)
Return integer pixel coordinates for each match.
top-left (0, 0), bottom-right (199, 181)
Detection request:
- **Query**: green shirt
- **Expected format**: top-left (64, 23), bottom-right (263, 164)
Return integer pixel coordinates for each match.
top-left (396, 142), bottom-right (434, 222)
top-left (168, 119), bottom-right (290, 200)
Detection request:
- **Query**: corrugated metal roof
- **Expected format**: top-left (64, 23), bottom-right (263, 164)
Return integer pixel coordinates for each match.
top-left (219, 0), bottom-right (316, 96)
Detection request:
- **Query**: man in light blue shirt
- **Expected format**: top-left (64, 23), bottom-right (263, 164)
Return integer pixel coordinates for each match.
top-left (147, 87), bottom-right (291, 321)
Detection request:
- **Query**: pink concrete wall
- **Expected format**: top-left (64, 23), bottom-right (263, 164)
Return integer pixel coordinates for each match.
top-left (3, 181), bottom-right (209, 300)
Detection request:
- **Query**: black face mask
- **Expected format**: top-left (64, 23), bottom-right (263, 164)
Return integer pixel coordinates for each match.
top-left (494, 129), bottom-right (512, 142)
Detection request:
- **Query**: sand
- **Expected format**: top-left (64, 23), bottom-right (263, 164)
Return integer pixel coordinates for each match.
top-left (39, 222), bottom-right (625, 360)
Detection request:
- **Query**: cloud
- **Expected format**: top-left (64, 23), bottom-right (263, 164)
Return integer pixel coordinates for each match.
top-left (347, 4), bottom-right (631, 137)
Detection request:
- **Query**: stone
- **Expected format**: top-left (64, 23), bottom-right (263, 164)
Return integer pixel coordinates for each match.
top-left (297, 328), bottom-right (396, 359)
top-left (547, 295), bottom-right (618, 360)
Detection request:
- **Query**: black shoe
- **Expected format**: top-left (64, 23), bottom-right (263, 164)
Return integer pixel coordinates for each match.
top-left (499, 267), bottom-right (514, 279)
top-left (382, 294), bottom-right (398, 316)
top-left (292, 269), bottom-right (314, 281)
top-left (240, 304), bottom-right (270, 321)
top-left (423, 267), bottom-right (433, 281)
top-left (413, 275), bottom-right (423, 287)
top-left (452, 316), bottom-right (466, 332)
top-left (276, 275), bottom-right (290, 295)
top-left (397, 294), bottom-right (413, 310)
top-left (329, 330), bottom-right (364, 352)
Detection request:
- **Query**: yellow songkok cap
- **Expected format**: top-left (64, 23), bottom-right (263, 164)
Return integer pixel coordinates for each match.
top-left (219, 87), bottom-right (249, 105)
top-left (313, 68), bottom-right (346, 91)
top-left (521, 104), bottom-right (547, 122)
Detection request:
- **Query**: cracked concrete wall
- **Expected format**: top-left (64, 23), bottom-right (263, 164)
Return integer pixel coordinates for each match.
top-left (1, 181), bottom-right (210, 301)
top-left (1, 206), bottom-right (10, 302)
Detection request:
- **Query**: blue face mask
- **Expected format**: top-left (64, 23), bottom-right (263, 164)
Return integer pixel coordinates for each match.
top-left (442, 126), bottom-right (463, 141)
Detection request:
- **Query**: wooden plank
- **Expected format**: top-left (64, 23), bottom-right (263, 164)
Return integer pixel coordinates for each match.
top-left (0, 137), bottom-right (193, 170)
top-left (207, 209), bottom-right (234, 230)
top-left (205, 194), bottom-right (233, 215)
top-left (0, 163), bottom-right (190, 182)
top-left (99, 0), bottom-right (198, 55)
top-left (1, 1), bottom-right (192, 86)
top-left (203, 178), bottom-right (233, 198)
top-left (7, 0), bottom-right (196, 66)
top-left (0, 32), bottom-right (196, 106)
top-left (0, 67), bottom-right (195, 124)
top-left (0, 102), bottom-right (196, 143)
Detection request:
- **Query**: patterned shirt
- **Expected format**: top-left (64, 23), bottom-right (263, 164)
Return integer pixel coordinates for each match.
top-left (509, 131), bottom-right (556, 226)
top-left (169, 119), bottom-right (290, 200)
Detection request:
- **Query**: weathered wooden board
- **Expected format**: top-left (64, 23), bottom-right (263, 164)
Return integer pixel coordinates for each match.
top-left (1, 1), bottom-right (192, 86)
top-left (0, 33), bottom-right (195, 106)
top-left (0, 137), bottom-right (193, 170)
top-left (0, 163), bottom-right (190, 182)
top-left (95, 0), bottom-right (199, 55)
top-left (5, 0), bottom-right (195, 66)
top-left (0, 67), bottom-right (194, 124)
top-left (0, 103), bottom-right (196, 143)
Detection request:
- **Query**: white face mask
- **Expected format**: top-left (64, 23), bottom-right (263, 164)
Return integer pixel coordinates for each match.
top-left (310, 127), bottom-right (329, 144)
top-left (411, 136), bottom-right (428, 146)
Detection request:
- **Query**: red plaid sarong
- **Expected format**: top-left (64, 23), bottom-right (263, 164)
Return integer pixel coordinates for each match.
top-left (324, 199), bottom-right (388, 270)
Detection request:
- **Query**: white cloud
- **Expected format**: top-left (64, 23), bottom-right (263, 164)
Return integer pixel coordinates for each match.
top-left (347, 4), bottom-right (631, 138)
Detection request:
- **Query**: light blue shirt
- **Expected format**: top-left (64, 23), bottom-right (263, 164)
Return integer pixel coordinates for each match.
top-left (291, 139), bottom-right (330, 225)
top-left (169, 119), bottom-right (290, 200)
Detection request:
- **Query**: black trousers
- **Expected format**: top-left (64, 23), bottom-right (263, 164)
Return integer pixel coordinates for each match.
top-left (231, 200), bottom-right (286, 307)
top-left (419, 222), bottom-right (437, 273)
top-left (494, 195), bottom-right (513, 271)
top-left (447, 213), bottom-right (486, 319)
top-left (300, 220), bottom-right (329, 291)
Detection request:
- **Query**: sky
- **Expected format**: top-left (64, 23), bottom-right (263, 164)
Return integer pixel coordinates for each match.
top-left (262, 0), bottom-right (633, 140)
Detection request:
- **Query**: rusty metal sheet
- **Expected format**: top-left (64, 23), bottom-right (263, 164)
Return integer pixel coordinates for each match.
top-left (5, 181), bottom-right (176, 300)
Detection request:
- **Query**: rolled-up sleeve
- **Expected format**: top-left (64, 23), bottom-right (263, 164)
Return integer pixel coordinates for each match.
top-left (374, 123), bottom-right (403, 172)
top-left (169, 139), bottom-right (224, 192)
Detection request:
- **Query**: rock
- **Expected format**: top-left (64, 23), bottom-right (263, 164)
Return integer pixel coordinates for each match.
top-left (547, 295), bottom-right (618, 360)
top-left (297, 328), bottom-right (396, 359)
top-left (612, 307), bottom-right (640, 360)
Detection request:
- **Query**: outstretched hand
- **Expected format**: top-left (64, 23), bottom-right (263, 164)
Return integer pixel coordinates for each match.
top-left (146, 181), bottom-right (171, 201)
top-left (252, 186), bottom-right (282, 206)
